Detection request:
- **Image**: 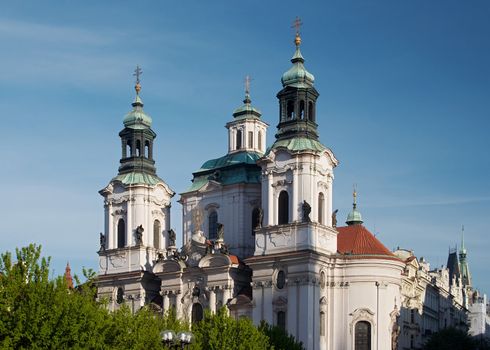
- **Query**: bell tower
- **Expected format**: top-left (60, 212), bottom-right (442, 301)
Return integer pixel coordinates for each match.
top-left (97, 67), bottom-right (175, 311)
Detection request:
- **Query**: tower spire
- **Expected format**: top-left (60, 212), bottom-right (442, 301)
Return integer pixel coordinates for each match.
top-left (133, 65), bottom-right (142, 95)
top-left (346, 185), bottom-right (363, 226)
top-left (460, 225), bottom-right (466, 253)
top-left (292, 16), bottom-right (303, 47)
top-left (244, 75), bottom-right (252, 104)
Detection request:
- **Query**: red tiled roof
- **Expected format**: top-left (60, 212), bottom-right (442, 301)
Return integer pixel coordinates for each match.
top-left (229, 255), bottom-right (239, 264)
top-left (337, 225), bottom-right (396, 258)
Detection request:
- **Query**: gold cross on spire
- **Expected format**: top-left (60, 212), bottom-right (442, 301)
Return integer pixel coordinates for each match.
top-left (292, 16), bottom-right (303, 46)
top-left (245, 75), bottom-right (251, 95)
top-left (133, 65), bottom-right (142, 94)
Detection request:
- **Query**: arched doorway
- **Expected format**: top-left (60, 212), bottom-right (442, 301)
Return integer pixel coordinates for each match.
top-left (191, 303), bottom-right (203, 324)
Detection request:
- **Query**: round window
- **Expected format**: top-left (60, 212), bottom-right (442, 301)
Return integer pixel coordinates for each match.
top-left (276, 270), bottom-right (286, 289)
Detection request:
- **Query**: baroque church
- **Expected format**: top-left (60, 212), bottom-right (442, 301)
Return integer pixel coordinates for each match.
top-left (96, 28), bottom-right (478, 350)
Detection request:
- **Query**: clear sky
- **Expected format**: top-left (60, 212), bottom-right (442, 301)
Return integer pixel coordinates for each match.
top-left (1, 1), bottom-right (489, 293)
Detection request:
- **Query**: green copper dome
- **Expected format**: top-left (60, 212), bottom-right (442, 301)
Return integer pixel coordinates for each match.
top-left (123, 95), bottom-right (152, 129)
top-left (346, 191), bottom-right (364, 225)
top-left (281, 47), bottom-right (315, 88)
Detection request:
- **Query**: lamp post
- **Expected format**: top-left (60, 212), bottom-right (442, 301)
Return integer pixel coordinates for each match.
top-left (161, 330), bottom-right (193, 349)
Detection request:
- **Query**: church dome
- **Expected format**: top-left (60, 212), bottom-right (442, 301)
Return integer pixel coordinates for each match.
top-left (281, 46), bottom-right (315, 88)
top-left (123, 95), bottom-right (152, 129)
top-left (232, 95), bottom-right (262, 119)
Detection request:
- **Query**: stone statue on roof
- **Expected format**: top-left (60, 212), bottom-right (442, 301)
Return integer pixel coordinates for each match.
top-left (302, 200), bottom-right (311, 222)
top-left (332, 209), bottom-right (338, 227)
top-left (168, 229), bottom-right (176, 247)
top-left (99, 232), bottom-right (106, 251)
top-left (135, 225), bottom-right (144, 245)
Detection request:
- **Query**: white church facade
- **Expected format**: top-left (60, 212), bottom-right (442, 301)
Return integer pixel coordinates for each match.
top-left (96, 31), bottom-right (477, 350)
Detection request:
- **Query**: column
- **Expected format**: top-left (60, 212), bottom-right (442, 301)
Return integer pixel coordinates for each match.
top-left (267, 172), bottom-right (274, 225)
top-left (175, 292), bottom-right (183, 318)
top-left (162, 292), bottom-right (169, 312)
top-left (292, 166), bottom-right (299, 222)
top-left (107, 202), bottom-right (113, 249)
top-left (209, 288), bottom-right (216, 313)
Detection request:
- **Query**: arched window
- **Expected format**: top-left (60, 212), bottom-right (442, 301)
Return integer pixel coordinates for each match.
top-left (308, 101), bottom-right (315, 122)
top-left (355, 321), bottom-right (371, 350)
top-left (153, 220), bottom-right (161, 249)
top-left (144, 140), bottom-right (150, 158)
top-left (276, 270), bottom-right (286, 289)
top-left (126, 140), bottom-right (132, 158)
top-left (278, 191), bottom-right (289, 225)
top-left (318, 193), bottom-right (325, 224)
top-left (252, 207), bottom-right (260, 235)
top-left (136, 140), bottom-right (141, 156)
top-left (236, 129), bottom-right (242, 150)
top-left (320, 311), bottom-right (326, 336)
top-left (248, 131), bottom-right (253, 148)
top-left (116, 287), bottom-right (124, 304)
top-left (299, 100), bottom-right (305, 119)
top-left (287, 100), bottom-right (295, 119)
top-left (117, 219), bottom-right (125, 248)
top-left (258, 130), bottom-right (262, 150)
top-left (277, 311), bottom-right (286, 330)
top-left (192, 303), bottom-right (203, 323)
top-left (208, 211), bottom-right (218, 240)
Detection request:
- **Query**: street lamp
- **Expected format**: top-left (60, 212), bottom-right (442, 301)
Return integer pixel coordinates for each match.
top-left (161, 330), bottom-right (193, 349)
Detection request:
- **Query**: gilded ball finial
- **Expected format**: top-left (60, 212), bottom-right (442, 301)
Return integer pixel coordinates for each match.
top-left (292, 17), bottom-right (303, 47)
top-left (295, 33), bottom-right (302, 46)
top-left (133, 65), bottom-right (143, 95)
top-left (135, 83), bottom-right (141, 94)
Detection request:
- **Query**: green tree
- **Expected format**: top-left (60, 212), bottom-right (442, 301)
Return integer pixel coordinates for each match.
top-left (258, 320), bottom-right (305, 350)
top-left (423, 327), bottom-right (477, 350)
top-left (190, 308), bottom-right (270, 350)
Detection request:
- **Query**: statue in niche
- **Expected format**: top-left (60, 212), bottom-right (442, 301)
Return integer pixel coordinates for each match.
top-left (332, 209), bottom-right (338, 227)
top-left (257, 207), bottom-right (264, 228)
top-left (302, 200), bottom-right (311, 222)
top-left (99, 232), bottom-right (106, 251)
top-left (135, 225), bottom-right (144, 245)
top-left (217, 223), bottom-right (224, 241)
top-left (168, 229), bottom-right (176, 247)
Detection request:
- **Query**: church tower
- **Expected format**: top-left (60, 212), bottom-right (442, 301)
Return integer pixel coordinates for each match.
top-left (246, 22), bottom-right (339, 349)
top-left (97, 67), bottom-right (175, 311)
top-left (179, 80), bottom-right (268, 259)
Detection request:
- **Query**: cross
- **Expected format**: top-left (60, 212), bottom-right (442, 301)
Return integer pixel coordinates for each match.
top-left (244, 75), bottom-right (252, 95)
top-left (291, 16), bottom-right (303, 35)
top-left (133, 65), bottom-right (142, 85)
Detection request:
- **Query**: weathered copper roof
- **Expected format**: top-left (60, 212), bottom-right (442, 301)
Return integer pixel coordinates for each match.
top-left (337, 224), bottom-right (397, 259)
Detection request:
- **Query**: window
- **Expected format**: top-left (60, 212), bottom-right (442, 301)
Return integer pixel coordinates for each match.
top-left (208, 211), bottom-right (218, 240)
top-left (299, 100), bottom-right (305, 119)
top-left (116, 287), bottom-right (124, 304)
top-left (117, 219), bottom-right (125, 248)
top-left (278, 191), bottom-right (289, 224)
top-left (320, 311), bottom-right (326, 336)
top-left (308, 101), bottom-right (314, 121)
top-left (192, 303), bottom-right (203, 324)
top-left (153, 220), bottom-right (161, 248)
top-left (287, 100), bottom-right (295, 119)
top-left (355, 321), bottom-right (371, 350)
top-left (258, 130), bottom-right (262, 150)
top-left (144, 140), bottom-right (150, 158)
top-left (318, 193), bottom-right (325, 224)
top-left (248, 131), bottom-right (253, 148)
top-left (126, 140), bottom-right (132, 157)
top-left (277, 311), bottom-right (286, 330)
top-left (136, 140), bottom-right (141, 156)
top-left (252, 207), bottom-right (261, 235)
top-left (276, 270), bottom-right (285, 289)
top-left (320, 271), bottom-right (326, 289)
top-left (411, 309), bottom-right (415, 323)
top-left (236, 129), bottom-right (242, 149)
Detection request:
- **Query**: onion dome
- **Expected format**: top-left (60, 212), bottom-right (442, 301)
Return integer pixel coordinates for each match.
top-left (281, 33), bottom-right (315, 88)
top-left (123, 81), bottom-right (152, 129)
top-left (346, 189), bottom-right (364, 225)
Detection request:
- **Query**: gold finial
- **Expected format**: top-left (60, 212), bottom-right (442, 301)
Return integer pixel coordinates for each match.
top-left (133, 65), bottom-right (143, 95)
top-left (291, 16), bottom-right (303, 46)
top-left (353, 184), bottom-right (358, 208)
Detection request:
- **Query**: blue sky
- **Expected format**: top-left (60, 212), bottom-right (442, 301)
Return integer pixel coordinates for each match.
top-left (1, 1), bottom-right (489, 292)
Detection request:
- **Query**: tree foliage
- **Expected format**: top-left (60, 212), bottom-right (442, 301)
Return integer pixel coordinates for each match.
top-left (190, 308), bottom-right (270, 350)
top-left (422, 327), bottom-right (478, 350)
top-left (0, 245), bottom-right (304, 349)
top-left (258, 321), bottom-right (305, 350)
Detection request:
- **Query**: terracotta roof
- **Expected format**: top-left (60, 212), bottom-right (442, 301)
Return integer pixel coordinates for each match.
top-left (337, 225), bottom-right (396, 259)
top-left (229, 255), bottom-right (239, 264)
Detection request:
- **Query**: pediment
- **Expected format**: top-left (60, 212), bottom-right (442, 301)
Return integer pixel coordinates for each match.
top-left (153, 259), bottom-right (185, 274)
top-left (198, 253), bottom-right (232, 268)
top-left (198, 180), bottom-right (222, 193)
